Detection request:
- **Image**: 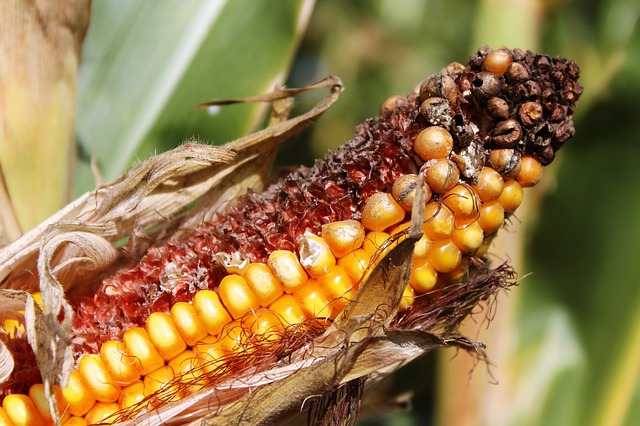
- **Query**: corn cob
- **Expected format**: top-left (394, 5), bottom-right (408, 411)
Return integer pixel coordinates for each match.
top-left (0, 47), bottom-right (582, 424)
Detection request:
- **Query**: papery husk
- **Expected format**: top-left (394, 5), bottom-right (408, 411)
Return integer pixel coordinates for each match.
top-left (0, 77), bottom-right (344, 423)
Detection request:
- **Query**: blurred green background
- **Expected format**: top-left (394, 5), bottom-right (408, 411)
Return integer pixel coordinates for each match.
top-left (8, 0), bottom-right (640, 425)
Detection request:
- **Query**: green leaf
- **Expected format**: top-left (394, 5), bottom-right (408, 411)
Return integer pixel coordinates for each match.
top-left (75, 0), bottom-right (313, 195)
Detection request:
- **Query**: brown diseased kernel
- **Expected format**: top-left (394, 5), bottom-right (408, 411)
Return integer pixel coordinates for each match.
top-left (519, 101), bottom-right (543, 127)
top-left (517, 155), bottom-right (544, 187)
top-left (380, 95), bottom-right (405, 115)
top-left (482, 49), bottom-right (513, 76)
top-left (392, 174), bottom-right (431, 211)
top-left (489, 148), bottom-right (522, 178)
top-left (422, 158), bottom-right (460, 194)
top-left (414, 126), bottom-right (454, 161)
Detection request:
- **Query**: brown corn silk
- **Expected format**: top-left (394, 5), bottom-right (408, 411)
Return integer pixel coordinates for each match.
top-left (0, 47), bottom-right (582, 425)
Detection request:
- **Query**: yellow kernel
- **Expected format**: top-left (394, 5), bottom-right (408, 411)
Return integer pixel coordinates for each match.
top-left (121, 328), bottom-right (164, 376)
top-left (242, 310), bottom-right (284, 340)
top-left (167, 350), bottom-right (200, 385)
top-left (83, 402), bottom-right (119, 425)
top-left (498, 179), bottom-right (524, 212)
top-left (482, 49), bottom-right (513, 76)
top-left (517, 155), bottom-right (543, 187)
top-left (218, 320), bottom-right (247, 353)
top-left (61, 370), bottom-right (96, 417)
top-left (423, 158), bottom-right (460, 194)
top-left (477, 200), bottom-right (505, 234)
top-left (170, 302), bottom-right (208, 347)
top-left (0, 408), bottom-right (16, 426)
top-left (100, 340), bottom-right (142, 385)
top-left (409, 258), bottom-right (438, 293)
top-left (472, 167), bottom-right (504, 201)
top-left (118, 381), bottom-right (145, 410)
top-left (414, 126), bottom-right (454, 161)
top-left (361, 193), bottom-right (406, 232)
top-left (193, 336), bottom-right (226, 374)
top-left (428, 240), bottom-right (462, 273)
top-left (298, 233), bottom-right (336, 278)
top-left (389, 221), bottom-right (411, 245)
top-left (218, 275), bottom-right (260, 319)
top-left (321, 220), bottom-right (365, 258)
top-left (28, 384), bottom-right (70, 425)
top-left (452, 221), bottom-right (484, 253)
top-left (78, 354), bottom-right (121, 403)
top-left (362, 231), bottom-right (392, 257)
top-left (423, 202), bottom-right (455, 240)
top-left (380, 94), bottom-right (405, 115)
top-left (267, 250), bottom-right (308, 293)
top-left (2, 394), bottom-right (43, 426)
top-left (439, 258), bottom-right (469, 284)
top-left (146, 312), bottom-right (187, 361)
top-left (443, 184), bottom-right (479, 218)
top-left (400, 284), bottom-right (415, 309)
top-left (269, 295), bottom-right (306, 326)
top-left (143, 366), bottom-right (178, 400)
top-left (243, 263), bottom-right (283, 307)
top-left (413, 235), bottom-right (432, 259)
top-left (392, 174), bottom-right (431, 211)
top-left (337, 249), bottom-right (371, 283)
top-left (315, 265), bottom-right (355, 314)
top-left (62, 417), bottom-right (85, 426)
top-left (293, 279), bottom-right (331, 320)
top-left (193, 290), bottom-right (233, 336)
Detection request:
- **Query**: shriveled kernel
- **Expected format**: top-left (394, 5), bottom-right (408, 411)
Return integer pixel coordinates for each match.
top-left (321, 220), bottom-right (365, 258)
top-left (122, 327), bottom-right (164, 376)
top-left (218, 275), bottom-right (260, 319)
top-left (100, 340), bottom-right (142, 385)
top-left (392, 174), bottom-right (431, 211)
top-left (337, 248), bottom-right (371, 283)
top-left (61, 370), bottom-right (96, 417)
top-left (361, 193), bottom-right (405, 232)
top-left (362, 231), bottom-right (392, 257)
top-left (269, 294), bottom-right (306, 326)
top-left (423, 202), bottom-right (455, 240)
top-left (422, 158), bottom-right (460, 194)
top-left (146, 312), bottom-right (187, 361)
top-left (452, 221), bottom-right (484, 252)
top-left (2, 394), bottom-right (42, 426)
top-left (193, 290), bottom-right (233, 336)
top-left (443, 184), bottom-right (479, 218)
top-left (293, 279), bottom-right (332, 320)
top-left (517, 155), bottom-right (544, 187)
top-left (298, 233), bottom-right (336, 278)
top-left (83, 402), bottom-right (119, 426)
top-left (409, 258), bottom-right (438, 293)
top-left (428, 240), bottom-right (462, 273)
top-left (243, 262), bottom-right (283, 307)
top-left (498, 179), bottom-right (524, 212)
top-left (414, 126), bottom-right (454, 161)
top-left (78, 354), bottom-right (121, 403)
top-left (118, 381), bottom-right (145, 410)
top-left (472, 167), bottom-right (504, 201)
top-left (267, 250), bottom-right (308, 293)
top-left (400, 285), bottom-right (415, 310)
top-left (29, 384), bottom-right (70, 425)
top-left (482, 50), bottom-right (513, 76)
top-left (170, 302), bottom-right (208, 346)
top-left (315, 265), bottom-right (355, 314)
top-left (380, 94), bottom-right (405, 115)
top-left (477, 200), bottom-right (505, 234)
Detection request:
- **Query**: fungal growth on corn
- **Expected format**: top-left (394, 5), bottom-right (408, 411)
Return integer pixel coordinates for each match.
top-left (0, 47), bottom-right (582, 425)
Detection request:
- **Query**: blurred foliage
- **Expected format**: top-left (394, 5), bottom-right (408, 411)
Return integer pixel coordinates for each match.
top-left (50, 0), bottom-right (640, 424)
